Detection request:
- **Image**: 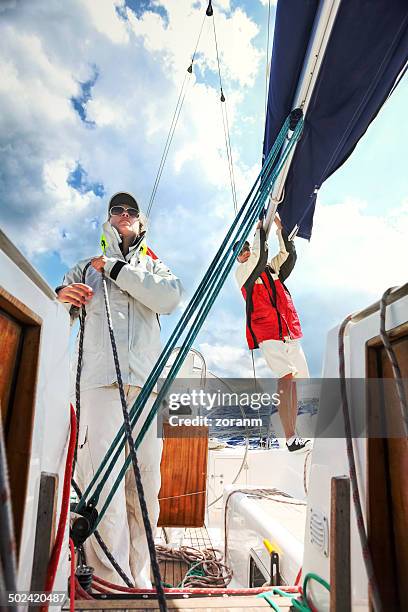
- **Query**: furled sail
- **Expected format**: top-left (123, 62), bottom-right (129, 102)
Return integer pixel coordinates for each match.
top-left (263, 0), bottom-right (408, 239)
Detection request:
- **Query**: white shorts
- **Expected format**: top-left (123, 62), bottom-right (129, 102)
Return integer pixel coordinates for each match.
top-left (260, 338), bottom-right (310, 379)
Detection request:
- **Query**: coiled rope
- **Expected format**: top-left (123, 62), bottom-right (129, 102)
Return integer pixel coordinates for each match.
top-left (156, 545), bottom-right (232, 588)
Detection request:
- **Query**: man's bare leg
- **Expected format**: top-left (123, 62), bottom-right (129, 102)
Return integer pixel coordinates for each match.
top-left (276, 373), bottom-right (298, 440)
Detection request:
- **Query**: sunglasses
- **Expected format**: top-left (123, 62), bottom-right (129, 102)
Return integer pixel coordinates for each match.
top-left (109, 205), bottom-right (139, 218)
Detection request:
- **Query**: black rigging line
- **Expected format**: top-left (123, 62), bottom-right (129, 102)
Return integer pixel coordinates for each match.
top-left (211, 13), bottom-right (238, 215)
top-left (147, 12), bottom-right (207, 219)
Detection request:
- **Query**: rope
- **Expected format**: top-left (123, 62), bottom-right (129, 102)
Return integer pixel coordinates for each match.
top-left (91, 573), bottom-right (298, 596)
top-left (72, 474), bottom-right (134, 586)
top-left (379, 286), bottom-right (408, 436)
top-left (205, 374), bottom-right (250, 510)
top-left (212, 12), bottom-right (238, 214)
top-left (250, 350), bottom-right (264, 444)
top-left (338, 315), bottom-right (382, 612)
top-left (146, 11), bottom-right (207, 218)
top-left (155, 545), bottom-right (232, 588)
top-left (303, 449), bottom-right (312, 496)
top-left (146, 70), bottom-right (191, 218)
top-left (100, 270), bottom-right (167, 611)
top-left (75, 577), bottom-right (93, 600)
top-left (75, 113), bottom-right (303, 526)
top-left (73, 261), bottom-right (92, 472)
top-left (42, 405), bottom-right (77, 608)
top-left (69, 538), bottom-right (75, 612)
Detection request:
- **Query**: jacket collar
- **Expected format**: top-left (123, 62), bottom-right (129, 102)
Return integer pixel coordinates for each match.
top-left (101, 221), bottom-right (124, 258)
top-left (101, 222), bottom-right (147, 259)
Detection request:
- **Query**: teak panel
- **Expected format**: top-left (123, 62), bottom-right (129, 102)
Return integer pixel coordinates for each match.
top-left (0, 311), bottom-right (22, 425)
top-left (0, 285), bottom-right (42, 557)
top-left (159, 425), bottom-right (208, 527)
top-left (366, 326), bottom-right (408, 611)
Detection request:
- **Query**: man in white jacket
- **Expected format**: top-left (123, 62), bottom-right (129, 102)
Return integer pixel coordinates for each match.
top-left (56, 192), bottom-right (183, 587)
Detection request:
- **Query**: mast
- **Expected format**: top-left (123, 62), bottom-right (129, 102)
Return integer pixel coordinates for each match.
top-left (264, 0), bottom-right (342, 239)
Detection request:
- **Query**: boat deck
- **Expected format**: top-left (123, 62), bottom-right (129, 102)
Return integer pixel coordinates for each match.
top-left (157, 526), bottom-right (217, 588)
top-left (68, 526), bottom-right (294, 609)
top-left (71, 594), bottom-right (292, 610)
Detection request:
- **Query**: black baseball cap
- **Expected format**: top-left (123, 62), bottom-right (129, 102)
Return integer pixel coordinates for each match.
top-left (108, 192), bottom-right (139, 214)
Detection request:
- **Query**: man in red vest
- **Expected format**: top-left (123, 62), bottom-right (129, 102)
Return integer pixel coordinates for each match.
top-left (235, 217), bottom-right (310, 453)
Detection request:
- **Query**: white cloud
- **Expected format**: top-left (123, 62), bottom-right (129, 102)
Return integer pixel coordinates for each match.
top-left (128, 1), bottom-right (262, 87)
top-left (199, 342), bottom-right (271, 378)
top-left (0, 0), bottom-right (406, 381)
top-left (82, 0), bottom-right (129, 44)
top-left (294, 197), bottom-right (408, 298)
top-left (0, 0), bottom-right (263, 268)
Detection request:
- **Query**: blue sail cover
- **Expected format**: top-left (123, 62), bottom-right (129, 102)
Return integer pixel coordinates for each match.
top-left (263, 0), bottom-right (408, 239)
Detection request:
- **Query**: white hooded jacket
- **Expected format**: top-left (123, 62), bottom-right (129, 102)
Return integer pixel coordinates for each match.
top-left (62, 221), bottom-right (183, 391)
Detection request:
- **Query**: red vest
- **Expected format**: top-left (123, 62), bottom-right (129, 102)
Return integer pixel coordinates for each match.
top-left (241, 267), bottom-right (302, 349)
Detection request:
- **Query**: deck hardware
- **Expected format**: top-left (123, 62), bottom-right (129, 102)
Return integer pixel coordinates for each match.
top-left (270, 551), bottom-right (280, 586)
top-left (309, 508), bottom-right (329, 557)
top-left (75, 565), bottom-right (93, 592)
top-left (70, 502), bottom-right (98, 547)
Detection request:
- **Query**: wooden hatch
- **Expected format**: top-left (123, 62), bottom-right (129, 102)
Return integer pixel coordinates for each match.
top-left (366, 321), bottom-right (408, 610)
top-left (158, 424), bottom-right (208, 527)
top-left (0, 285), bottom-right (42, 557)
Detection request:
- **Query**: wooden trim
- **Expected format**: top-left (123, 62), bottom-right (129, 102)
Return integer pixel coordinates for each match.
top-left (70, 595), bottom-right (290, 609)
top-left (30, 473), bottom-right (59, 594)
top-left (366, 321), bottom-right (408, 349)
top-left (0, 286), bottom-right (42, 327)
top-left (330, 476), bottom-right (351, 612)
top-left (0, 286), bottom-right (42, 560)
top-left (6, 325), bottom-right (41, 557)
top-left (366, 325), bottom-right (408, 611)
top-left (0, 230), bottom-right (57, 301)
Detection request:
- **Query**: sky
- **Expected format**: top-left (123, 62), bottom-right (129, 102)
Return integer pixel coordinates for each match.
top-left (0, 0), bottom-right (407, 378)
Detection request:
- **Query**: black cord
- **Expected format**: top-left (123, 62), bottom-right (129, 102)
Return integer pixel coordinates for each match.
top-left (147, 12), bottom-right (207, 219)
top-left (212, 13), bottom-right (238, 214)
top-left (73, 261), bottom-right (92, 473)
top-left (100, 270), bottom-right (167, 611)
top-left (71, 478), bottom-right (134, 587)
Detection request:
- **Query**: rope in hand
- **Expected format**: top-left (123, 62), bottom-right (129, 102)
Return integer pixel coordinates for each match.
top-left (73, 261), bottom-right (92, 472)
top-left (100, 269), bottom-right (167, 611)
